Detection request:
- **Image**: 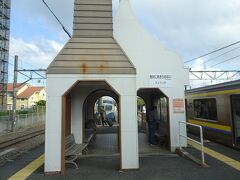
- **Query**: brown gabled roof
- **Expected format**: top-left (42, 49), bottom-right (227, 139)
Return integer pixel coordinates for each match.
top-left (7, 83), bottom-right (26, 92)
top-left (17, 87), bottom-right (45, 99)
top-left (47, 0), bottom-right (136, 75)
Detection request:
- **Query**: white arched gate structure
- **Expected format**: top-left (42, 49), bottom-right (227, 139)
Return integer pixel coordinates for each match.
top-left (45, 0), bottom-right (189, 174)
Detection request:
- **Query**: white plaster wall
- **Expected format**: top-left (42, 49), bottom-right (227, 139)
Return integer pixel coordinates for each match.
top-left (45, 88), bottom-right (62, 172)
top-left (45, 0), bottom-right (190, 172)
top-left (45, 74), bottom-right (139, 172)
top-left (71, 85), bottom-right (113, 144)
top-left (121, 95), bottom-right (139, 169)
top-left (114, 0), bottom-right (189, 151)
top-left (71, 91), bottom-right (85, 144)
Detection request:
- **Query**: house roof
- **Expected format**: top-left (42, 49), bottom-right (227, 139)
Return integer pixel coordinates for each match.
top-left (17, 87), bottom-right (45, 99)
top-left (7, 83), bottom-right (26, 92)
top-left (47, 0), bottom-right (136, 75)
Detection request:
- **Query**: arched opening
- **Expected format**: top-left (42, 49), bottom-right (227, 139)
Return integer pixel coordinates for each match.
top-left (82, 92), bottom-right (121, 156)
top-left (94, 96), bottom-right (119, 127)
top-left (137, 88), bottom-right (170, 154)
top-left (61, 81), bottom-right (121, 173)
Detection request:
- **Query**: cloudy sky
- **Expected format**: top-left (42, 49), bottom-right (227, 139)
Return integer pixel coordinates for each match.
top-left (9, 0), bottom-right (240, 85)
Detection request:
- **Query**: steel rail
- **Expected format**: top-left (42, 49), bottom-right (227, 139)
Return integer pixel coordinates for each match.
top-left (0, 129), bottom-right (45, 150)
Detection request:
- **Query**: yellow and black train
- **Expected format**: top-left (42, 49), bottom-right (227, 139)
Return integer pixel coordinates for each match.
top-left (185, 80), bottom-right (240, 149)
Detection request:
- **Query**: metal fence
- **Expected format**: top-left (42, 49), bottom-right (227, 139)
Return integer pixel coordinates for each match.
top-left (179, 121), bottom-right (206, 166)
top-left (0, 112), bottom-right (45, 133)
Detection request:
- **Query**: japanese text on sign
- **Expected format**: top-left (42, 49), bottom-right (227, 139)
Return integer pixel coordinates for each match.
top-left (173, 99), bottom-right (185, 113)
top-left (149, 73), bottom-right (173, 87)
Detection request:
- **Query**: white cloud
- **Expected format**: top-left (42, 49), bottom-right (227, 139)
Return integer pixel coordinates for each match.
top-left (190, 58), bottom-right (205, 71)
top-left (11, 0), bottom-right (240, 70)
top-left (9, 37), bottom-right (63, 68)
top-left (13, 0), bottom-right (240, 59)
top-left (129, 0), bottom-right (240, 61)
top-left (12, 0), bottom-right (74, 33)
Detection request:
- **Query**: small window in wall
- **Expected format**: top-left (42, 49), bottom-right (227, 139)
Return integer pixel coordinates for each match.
top-left (21, 105), bottom-right (25, 110)
top-left (194, 98), bottom-right (218, 121)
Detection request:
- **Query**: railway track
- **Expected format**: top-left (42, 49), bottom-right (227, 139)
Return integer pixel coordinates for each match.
top-left (0, 129), bottom-right (45, 150)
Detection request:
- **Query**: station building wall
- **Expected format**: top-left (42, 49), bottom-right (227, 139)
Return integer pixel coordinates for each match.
top-left (45, 0), bottom-right (189, 173)
top-left (114, 0), bottom-right (189, 151)
top-left (45, 75), bottom-right (138, 172)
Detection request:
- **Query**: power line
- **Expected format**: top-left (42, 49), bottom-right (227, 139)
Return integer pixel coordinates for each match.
top-left (207, 54), bottom-right (240, 68)
top-left (184, 40), bottom-right (240, 64)
top-left (8, 56), bottom-right (47, 84)
top-left (190, 46), bottom-right (240, 69)
top-left (9, 55), bottom-right (40, 69)
top-left (41, 0), bottom-right (71, 38)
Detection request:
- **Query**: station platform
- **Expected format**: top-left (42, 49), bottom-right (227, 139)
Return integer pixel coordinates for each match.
top-left (1, 132), bottom-right (240, 179)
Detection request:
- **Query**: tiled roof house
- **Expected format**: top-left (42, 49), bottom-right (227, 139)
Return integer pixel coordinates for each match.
top-left (6, 84), bottom-right (46, 110)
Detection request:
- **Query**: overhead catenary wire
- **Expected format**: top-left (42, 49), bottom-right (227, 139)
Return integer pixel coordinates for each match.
top-left (9, 54), bottom-right (46, 73)
top-left (9, 54), bottom-right (41, 70)
top-left (184, 40), bottom-right (240, 64)
top-left (41, 0), bottom-right (71, 38)
top-left (206, 54), bottom-right (240, 69)
top-left (7, 56), bottom-right (47, 85)
top-left (190, 46), bottom-right (240, 69)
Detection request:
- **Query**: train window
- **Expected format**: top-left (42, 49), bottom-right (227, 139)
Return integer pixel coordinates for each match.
top-left (193, 98), bottom-right (218, 121)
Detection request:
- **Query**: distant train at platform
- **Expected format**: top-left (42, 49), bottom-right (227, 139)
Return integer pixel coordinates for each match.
top-left (185, 80), bottom-right (240, 149)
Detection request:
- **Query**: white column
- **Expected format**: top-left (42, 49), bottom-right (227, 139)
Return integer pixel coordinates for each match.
top-left (71, 93), bottom-right (84, 144)
top-left (120, 95), bottom-right (139, 169)
top-left (168, 96), bottom-right (187, 152)
top-left (45, 96), bottom-right (62, 172)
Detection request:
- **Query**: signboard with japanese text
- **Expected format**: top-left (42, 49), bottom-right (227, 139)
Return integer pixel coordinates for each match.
top-left (149, 73), bottom-right (174, 87)
top-left (173, 99), bottom-right (185, 113)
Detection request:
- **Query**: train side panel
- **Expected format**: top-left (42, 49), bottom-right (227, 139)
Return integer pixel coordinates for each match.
top-left (186, 92), bottom-right (235, 147)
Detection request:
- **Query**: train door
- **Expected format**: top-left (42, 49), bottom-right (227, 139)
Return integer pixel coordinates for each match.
top-left (231, 94), bottom-right (240, 148)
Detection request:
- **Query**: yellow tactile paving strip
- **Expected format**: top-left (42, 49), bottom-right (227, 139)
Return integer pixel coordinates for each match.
top-left (8, 155), bottom-right (44, 180)
top-left (188, 140), bottom-right (240, 171)
top-left (8, 140), bottom-right (240, 179)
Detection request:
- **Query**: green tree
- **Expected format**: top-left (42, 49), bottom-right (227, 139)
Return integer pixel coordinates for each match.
top-left (36, 100), bottom-right (46, 106)
top-left (137, 97), bottom-right (145, 111)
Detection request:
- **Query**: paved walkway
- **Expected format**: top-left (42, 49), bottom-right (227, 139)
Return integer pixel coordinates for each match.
top-left (27, 153), bottom-right (240, 180)
top-left (88, 134), bottom-right (119, 155)
top-left (0, 144), bottom-right (44, 180)
top-left (1, 130), bottom-right (240, 179)
top-left (87, 132), bottom-right (169, 156)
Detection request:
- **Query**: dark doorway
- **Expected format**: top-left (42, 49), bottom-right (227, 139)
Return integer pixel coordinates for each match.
top-left (83, 93), bottom-right (120, 156)
top-left (137, 88), bottom-right (170, 154)
top-left (61, 81), bottom-right (122, 173)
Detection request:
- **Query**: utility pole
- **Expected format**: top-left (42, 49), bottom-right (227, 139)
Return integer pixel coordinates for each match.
top-left (11, 56), bottom-right (18, 132)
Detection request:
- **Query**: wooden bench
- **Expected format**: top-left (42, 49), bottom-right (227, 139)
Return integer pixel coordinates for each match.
top-left (85, 128), bottom-right (96, 143)
top-left (65, 135), bottom-right (88, 169)
top-left (65, 131), bottom-right (96, 169)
